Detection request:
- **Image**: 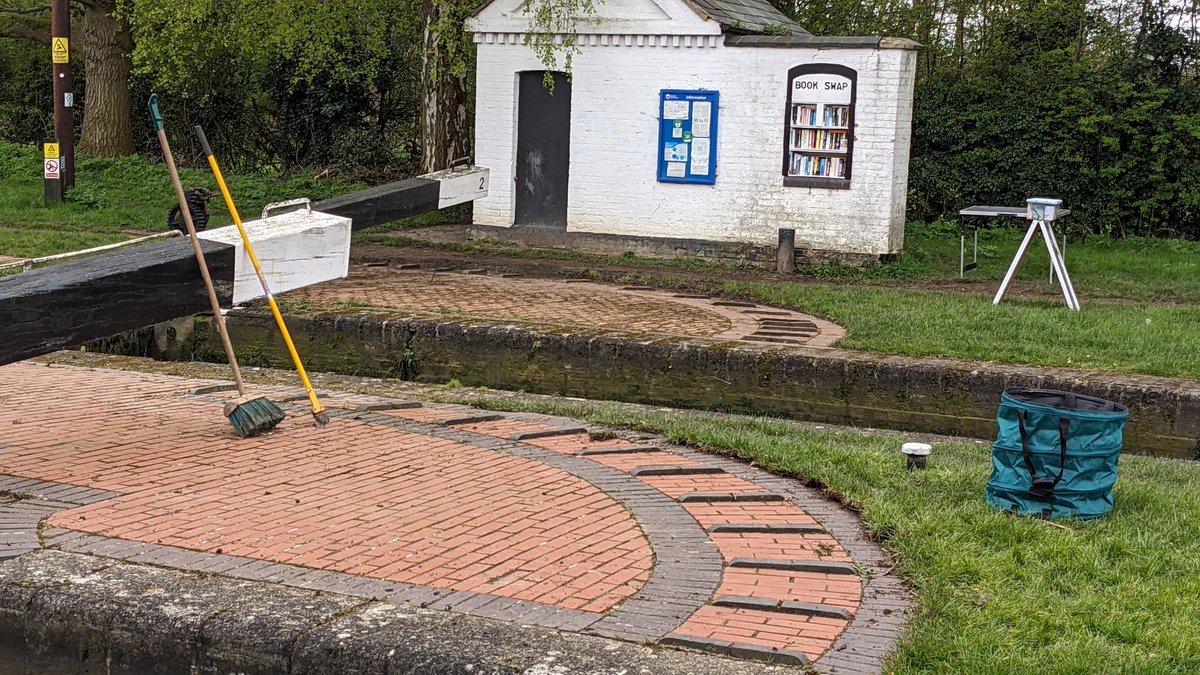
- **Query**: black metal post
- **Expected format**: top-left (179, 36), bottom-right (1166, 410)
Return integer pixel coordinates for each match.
top-left (51, 0), bottom-right (74, 190)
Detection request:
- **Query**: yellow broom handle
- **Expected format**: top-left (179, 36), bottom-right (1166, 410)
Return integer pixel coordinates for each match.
top-left (198, 132), bottom-right (325, 417)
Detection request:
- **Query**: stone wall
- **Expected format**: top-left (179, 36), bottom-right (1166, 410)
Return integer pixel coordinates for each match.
top-left (116, 312), bottom-right (1200, 459)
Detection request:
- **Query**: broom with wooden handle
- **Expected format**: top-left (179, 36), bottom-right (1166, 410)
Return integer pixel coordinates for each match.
top-left (194, 125), bottom-right (330, 427)
top-left (148, 95), bottom-right (285, 437)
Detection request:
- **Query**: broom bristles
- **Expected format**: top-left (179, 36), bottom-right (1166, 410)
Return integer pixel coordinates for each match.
top-left (223, 395), bottom-right (286, 437)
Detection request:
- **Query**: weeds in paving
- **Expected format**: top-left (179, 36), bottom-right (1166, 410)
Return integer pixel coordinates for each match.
top-left (426, 392), bottom-right (1200, 673)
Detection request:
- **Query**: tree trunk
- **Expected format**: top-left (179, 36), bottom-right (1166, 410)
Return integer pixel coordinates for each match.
top-left (955, 0), bottom-right (966, 68)
top-left (77, 0), bottom-right (134, 156)
top-left (419, 0), bottom-right (471, 173)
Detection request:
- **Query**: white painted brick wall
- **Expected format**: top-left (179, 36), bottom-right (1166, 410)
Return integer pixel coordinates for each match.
top-left (473, 38), bottom-right (917, 255)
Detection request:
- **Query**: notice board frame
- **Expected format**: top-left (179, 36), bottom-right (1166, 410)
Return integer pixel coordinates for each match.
top-left (656, 89), bottom-right (719, 185)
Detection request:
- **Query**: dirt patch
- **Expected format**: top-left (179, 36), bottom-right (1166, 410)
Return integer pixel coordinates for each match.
top-left (353, 226), bottom-right (1149, 306)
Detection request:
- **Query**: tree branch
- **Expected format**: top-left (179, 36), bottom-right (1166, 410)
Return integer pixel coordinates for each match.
top-left (0, 23), bottom-right (50, 44)
top-left (0, 5), bottom-right (49, 15)
top-left (0, 8), bottom-right (52, 45)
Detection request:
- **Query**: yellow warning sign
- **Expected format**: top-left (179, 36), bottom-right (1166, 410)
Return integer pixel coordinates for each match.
top-left (44, 143), bottom-right (60, 159)
top-left (52, 38), bottom-right (69, 64)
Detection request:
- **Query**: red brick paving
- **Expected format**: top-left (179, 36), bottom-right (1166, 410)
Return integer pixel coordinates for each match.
top-left (0, 361), bottom-right (876, 665)
top-left (711, 532), bottom-right (853, 563)
top-left (684, 501), bottom-right (821, 528)
top-left (718, 568), bottom-right (862, 611)
top-left (588, 451), bottom-right (703, 472)
top-left (278, 266), bottom-right (846, 348)
top-left (639, 473), bottom-right (765, 499)
top-left (1, 365), bottom-right (650, 613)
top-left (671, 606), bottom-right (850, 661)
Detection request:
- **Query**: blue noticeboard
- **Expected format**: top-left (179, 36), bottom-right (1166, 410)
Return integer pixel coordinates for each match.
top-left (657, 89), bottom-right (718, 185)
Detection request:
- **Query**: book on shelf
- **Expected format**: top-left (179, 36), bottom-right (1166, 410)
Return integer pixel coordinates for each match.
top-left (788, 153), bottom-right (847, 178)
top-left (791, 128), bottom-right (847, 151)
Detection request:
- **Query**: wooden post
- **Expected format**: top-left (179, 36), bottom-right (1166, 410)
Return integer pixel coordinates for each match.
top-left (43, 139), bottom-right (62, 205)
top-left (51, 0), bottom-right (74, 190)
top-left (777, 228), bottom-right (796, 274)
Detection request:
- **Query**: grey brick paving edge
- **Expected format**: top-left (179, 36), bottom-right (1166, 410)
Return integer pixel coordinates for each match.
top-left (660, 635), bottom-right (809, 666)
top-left (0, 474), bottom-right (120, 506)
top-left (690, 450), bottom-right (913, 675)
top-left (437, 407), bottom-right (913, 675)
top-left (361, 411), bottom-right (724, 643)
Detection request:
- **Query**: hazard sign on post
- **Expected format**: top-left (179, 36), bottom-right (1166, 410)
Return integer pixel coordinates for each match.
top-left (43, 138), bottom-right (63, 204)
top-left (52, 38), bottom-right (69, 64)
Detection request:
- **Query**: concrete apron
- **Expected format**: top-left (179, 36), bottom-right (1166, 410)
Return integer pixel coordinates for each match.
top-left (102, 311), bottom-right (1200, 460)
top-left (0, 551), bottom-right (776, 675)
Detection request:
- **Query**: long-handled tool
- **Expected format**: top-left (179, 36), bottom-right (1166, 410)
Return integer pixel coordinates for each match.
top-left (148, 95), bottom-right (285, 437)
top-left (194, 125), bottom-right (330, 427)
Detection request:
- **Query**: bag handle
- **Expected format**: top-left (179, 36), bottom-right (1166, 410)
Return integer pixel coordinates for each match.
top-left (1017, 409), bottom-right (1070, 500)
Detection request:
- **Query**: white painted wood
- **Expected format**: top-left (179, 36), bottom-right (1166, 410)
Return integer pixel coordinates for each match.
top-left (468, 0), bottom-right (719, 36)
top-left (198, 208), bottom-right (351, 305)
top-left (423, 166), bottom-right (490, 209)
top-left (993, 219), bottom-right (1041, 307)
top-left (993, 218), bottom-right (1079, 311)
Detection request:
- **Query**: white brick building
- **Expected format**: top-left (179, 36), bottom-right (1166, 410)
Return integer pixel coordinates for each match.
top-left (467, 0), bottom-right (919, 263)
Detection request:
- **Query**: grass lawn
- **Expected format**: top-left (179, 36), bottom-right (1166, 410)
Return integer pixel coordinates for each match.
top-left (0, 141), bottom-right (363, 260)
top-left (720, 281), bottom-right (1200, 379)
top-left (815, 219), bottom-right (1200, 305)
top-left (431, 391), bottom-right (1200, 674)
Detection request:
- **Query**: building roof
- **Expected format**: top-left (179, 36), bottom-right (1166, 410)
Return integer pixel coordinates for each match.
top-left (688, 0), bottom-right (809, 35)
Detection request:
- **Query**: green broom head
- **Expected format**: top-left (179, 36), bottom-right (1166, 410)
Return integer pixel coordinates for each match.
top-left (223, 394), bottom-right (286, 438)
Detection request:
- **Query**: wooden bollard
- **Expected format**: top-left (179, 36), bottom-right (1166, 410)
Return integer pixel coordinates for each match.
top-left (777, 228), bottom-right (796, 274)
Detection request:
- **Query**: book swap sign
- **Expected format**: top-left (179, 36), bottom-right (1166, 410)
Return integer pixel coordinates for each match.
top-left (657, 90), bottom-right (718, 185)
top-left (791, 73), bottom-right (851, 105)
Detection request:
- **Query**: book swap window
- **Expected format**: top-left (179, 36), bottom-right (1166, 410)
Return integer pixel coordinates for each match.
top-left (657, 90), bottom-right (719, 185)
top-left (783, 64), bottom-right (856, 190)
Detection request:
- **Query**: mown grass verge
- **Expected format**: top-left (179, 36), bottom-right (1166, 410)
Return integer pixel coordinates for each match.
top-left (718, 281), bottom-right (1200, 380)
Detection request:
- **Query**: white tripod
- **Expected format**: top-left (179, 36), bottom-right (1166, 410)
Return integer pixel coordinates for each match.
top-left (993, 199), bottom-right (1080, 311)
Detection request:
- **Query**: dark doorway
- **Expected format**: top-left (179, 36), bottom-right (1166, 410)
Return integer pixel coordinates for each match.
top-left (515, 71), bottom-right (571, 229)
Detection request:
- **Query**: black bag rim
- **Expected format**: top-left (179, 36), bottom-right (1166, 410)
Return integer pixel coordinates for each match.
top-left (1002, 388), bottom-right (1129, 417)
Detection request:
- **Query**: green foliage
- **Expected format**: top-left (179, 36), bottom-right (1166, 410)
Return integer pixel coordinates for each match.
top-left (0, 39), bottom-right (51, 144)
top-left (723, 279), bottom-right (1200, 379)
top-left (522, 0), bottom-right (599, 83)
top-left (783, 0), bottom-right (1200, 239)
top-left (122, 0), bottom-right (424, 177)
top-left (760, 23), bottom-right (795, 37)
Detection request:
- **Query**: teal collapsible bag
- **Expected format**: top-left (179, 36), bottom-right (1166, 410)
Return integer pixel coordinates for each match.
top-left (986, 388), bottom-right (1128, 520)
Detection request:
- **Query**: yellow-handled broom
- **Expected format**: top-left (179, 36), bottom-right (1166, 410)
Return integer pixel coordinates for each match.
top-left (150, 95), bottom-right (285, 438)
top-left (194, 125), bottom-right (330, 427)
